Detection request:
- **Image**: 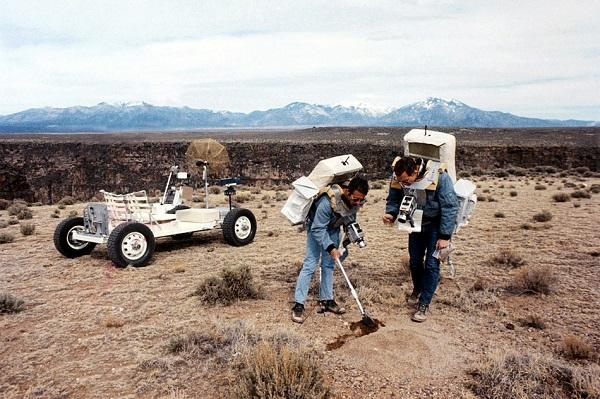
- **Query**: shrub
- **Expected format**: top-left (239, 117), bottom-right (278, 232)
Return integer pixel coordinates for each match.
top-left (7, 202), bottom-right (27, 216)
top-left (519, 314), bottom-right (546, 330)
top-left (57, 204), bottom-right (66, 210)
top-left (20, 223), bottom-right (35, 236)
top-left (494, 169), bottom-right (509, 178)
top-left (512, 266), bottom-right (556, 295)
top-left (494, 212), bottom-right (505, 218)
top-left (51, 213), bottom-right (60, 218)
top-left (534, 184), bottom-right (547, 190)
top-left (16, 208), bottom-right (33, 220)
top-left (7, 219), bottom-right (18, 225)
top-left (469, 350), bottom-right (600, 399)
top-left (532, 210), bottom-right (552, 222)
top-left (574, 166), bottom-right (590, 174)
top-left (169, 331), bottom-right (231, 358)
top-left (234, 343), bottom-right (332, 399)
top-left (250, 187), bottom-right (262, 195)
top-left (68, 210), bottom-right (78, 217)
top-left (193, 265), bottom-right (264, 305)
top-left (509, 191), bottom-right (518, 197)
top-left (489, 248), bottom-right (525, 268)
top-left (0, 232), bottom-right (15, 244)
top-left (471, 167), bottom-right (485, 176)
top-left (487, 196), bottom-right (496, 202)
top-left (590, 184), bottom-right (600, 194)
top-left (507, 167), bottom-right (527, 176)
top-left (235, 193), bottom-right (253, 204)
top-left (560, 335), bottom-right (594, 360)
top-left (552, 193), bottom-right (570, 202)
top-left (571, 190), bottom-right (591, 199)
top-left (103, 315), bottom-right (126, 328)
top-left (58, 195), bottom-right (76, 205)
top-left (0, 292), bottom-right (25, 313)
top-left (0, 220), bottom-right (8, 229)
top-left (371, 181), bottom-right (384, 189)
top-left (0, 199), bottom-right (10, 210)
top-left (209, 186), bottom-right (221, 195)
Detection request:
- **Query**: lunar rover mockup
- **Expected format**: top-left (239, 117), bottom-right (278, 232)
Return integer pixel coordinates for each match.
top-left (53, 139), bottom-right (257, 267)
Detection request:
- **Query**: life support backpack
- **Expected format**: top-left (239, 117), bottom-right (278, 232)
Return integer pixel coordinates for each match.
top-left (281, 155), bottom-right (363, 225)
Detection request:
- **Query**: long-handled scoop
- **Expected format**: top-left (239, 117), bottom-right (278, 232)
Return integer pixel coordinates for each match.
top-left (335, 257), bottom-right (377, 329)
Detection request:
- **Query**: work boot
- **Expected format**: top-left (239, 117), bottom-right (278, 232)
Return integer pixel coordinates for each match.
top-left (406, 289), bottom-right (420, 306)
top-left (317, 300), bottom-right (346, 315)
top-left (411, 303), bottom-right (428, 323)
top-left (291, 302), bottom-right (305, 323)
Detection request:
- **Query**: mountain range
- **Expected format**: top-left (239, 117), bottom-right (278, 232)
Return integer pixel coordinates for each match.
top-left (0, 98), bottom-right (596, 132)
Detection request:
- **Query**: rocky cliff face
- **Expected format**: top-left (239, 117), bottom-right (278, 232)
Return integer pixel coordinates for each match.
top-left (0, 141), bottom-right (597, 203)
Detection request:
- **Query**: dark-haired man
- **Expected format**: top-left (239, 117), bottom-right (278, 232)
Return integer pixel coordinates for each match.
top-left (292, 176), bottom-right (369, 323)
top-left (383, 157), bottom-right (458, 322)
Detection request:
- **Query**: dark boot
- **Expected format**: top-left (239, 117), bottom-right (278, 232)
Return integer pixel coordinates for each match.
top-left (317, 300), bottom-right (346, 315)
top-left (291, 302), bottom-right (305, 323)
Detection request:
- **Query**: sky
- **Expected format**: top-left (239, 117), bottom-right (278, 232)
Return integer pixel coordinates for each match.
top-left (0, 0), bottom-right (599, 120)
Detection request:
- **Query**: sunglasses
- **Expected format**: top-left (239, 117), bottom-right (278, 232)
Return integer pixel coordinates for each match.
top-left (350, 196), bottom-right (367, 206)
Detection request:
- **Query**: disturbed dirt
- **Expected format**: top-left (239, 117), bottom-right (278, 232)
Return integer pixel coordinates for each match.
top-left (1, 171), bottom-right (599, 397)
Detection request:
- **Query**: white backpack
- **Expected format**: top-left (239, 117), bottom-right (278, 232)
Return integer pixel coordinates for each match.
top-left (281, 155), bottom-right (363, 225)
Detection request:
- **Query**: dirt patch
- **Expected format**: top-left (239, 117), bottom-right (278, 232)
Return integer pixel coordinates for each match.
top-left (326, 318), bottom-right (385, 351)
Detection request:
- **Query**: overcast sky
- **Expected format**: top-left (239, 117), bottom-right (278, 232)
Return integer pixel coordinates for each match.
top-left (0, 0), bottom-right (598, 120)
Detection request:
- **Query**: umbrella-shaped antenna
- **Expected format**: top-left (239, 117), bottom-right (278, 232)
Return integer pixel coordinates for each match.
top-left (185, 139), bottom-right (230, 208)
top-left (185, 138), bottom-right (230, 179)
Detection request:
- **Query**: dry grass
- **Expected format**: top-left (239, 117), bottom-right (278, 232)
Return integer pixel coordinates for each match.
top-left (553, 192), bottom-right (570, 202)
top-left (571, 190), bottom-right (592, 199)
top-left (560, 334), bottom-right (595, 361)
top-left (0, 231), bottom-right (15, 244)
top-left (518, 314), bottom-right (546, 330)
top-left (0, 199), bottom-right (11, 210)
top-left (532, 210), bottom-right (553, 222)
top-left (16, 208), bottom-right (33, 220)
top-left (469, 350), bottom-right (600, 399)
top-left (511, 266), bottom-right (557, 295)
top-left (438, 286), bottom-right (499, 313)
top-left (233, 343), bottom-right (332, 399)
top-left (58, 196), bottom-right (76, 205)
top-left (192, 265), bottom-right (264, 305)
top-left (7, 202), bottom-right (27, 216)
top-left (103, 315), bottom-right (126, 328)
top-left (20, 222), bottom-right (35, 236)
top-left (0, 292), bottom-right (25, 314)
top-left (488, 248), bottom-right (525, 268)
top-left (168, 331), bottom-right (231, 359)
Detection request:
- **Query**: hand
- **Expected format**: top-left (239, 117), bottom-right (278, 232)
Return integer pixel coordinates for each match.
top-left (436, 239), bottom-right (450, 249)
top-left (382, 214), bottom-right (395, 225)
top-left (330, 249), bottom-right (341, 261)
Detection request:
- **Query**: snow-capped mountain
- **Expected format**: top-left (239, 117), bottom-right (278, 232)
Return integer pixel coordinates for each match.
top-left (0, 98), bottom-right (596, 132)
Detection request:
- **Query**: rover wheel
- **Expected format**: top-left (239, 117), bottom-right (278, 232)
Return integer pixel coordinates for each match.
top-left (222, 208), bottom-right (256, 246)
top-left (53, 217), bottom-right (96, 258)
top-left (107, 222), bottom-right (155, 267)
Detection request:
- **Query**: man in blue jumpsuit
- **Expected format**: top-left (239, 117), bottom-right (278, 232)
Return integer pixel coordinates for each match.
top-left (383, 157), bottom-right (458, 322)
top-left (292, 176), bottom-right (369, 323)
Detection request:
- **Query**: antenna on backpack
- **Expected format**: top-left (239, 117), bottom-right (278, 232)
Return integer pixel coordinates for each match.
top-left (342, 156), bottom-right (350, 166)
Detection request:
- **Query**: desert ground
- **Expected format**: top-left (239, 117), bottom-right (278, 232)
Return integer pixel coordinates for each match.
top-left (1, 169), bottom-right (599, 398)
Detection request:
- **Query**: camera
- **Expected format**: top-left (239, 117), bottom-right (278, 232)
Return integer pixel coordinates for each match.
top-left (398, 195), bottom-right (417, 227)
top-left (345, 222), bottom-right (366, 248)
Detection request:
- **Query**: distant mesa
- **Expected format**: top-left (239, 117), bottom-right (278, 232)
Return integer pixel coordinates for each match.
top-left (0, 98), bottom-right (597, 132)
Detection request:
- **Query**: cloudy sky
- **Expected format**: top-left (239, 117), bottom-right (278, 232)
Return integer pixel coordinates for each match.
top-left (0, 0), bottom-right (598, 120)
